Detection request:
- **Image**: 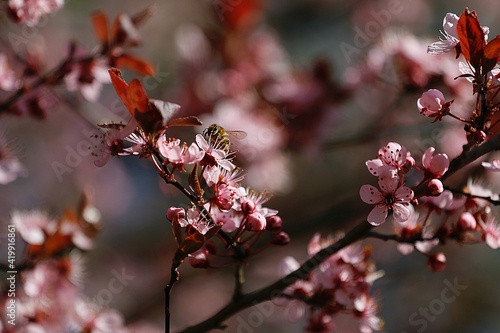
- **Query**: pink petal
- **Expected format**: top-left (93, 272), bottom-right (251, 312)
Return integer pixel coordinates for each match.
top-left (393, 203), bottom-right (411, 222)
top-left (429, 154), bottom-right (449, 176)
top-left (367, 205), bottom-right (388, 226)
top-left (422, 147), bottom-right (435, 169)
top-left (377, 171), bottom-right (398, 193)
top-left (365, 159), bottom-right (384, 176)
top-left (395, 186), bottom-right (414, 202)
top-left (360, 185), bottom-right (383, 204)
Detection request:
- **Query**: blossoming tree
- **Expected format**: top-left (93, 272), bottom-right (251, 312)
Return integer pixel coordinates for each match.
top-left (1, 2), bottom-right (500, 333)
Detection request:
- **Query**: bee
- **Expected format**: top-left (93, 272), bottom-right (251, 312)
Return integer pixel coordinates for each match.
top-left (203, 124), bottom-right (247, 153)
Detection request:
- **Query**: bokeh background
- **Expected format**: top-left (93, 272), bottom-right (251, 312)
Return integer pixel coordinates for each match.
top-left (1, 0), bottom-right (500, 332)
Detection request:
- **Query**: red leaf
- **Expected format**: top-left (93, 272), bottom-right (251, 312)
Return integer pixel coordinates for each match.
top-left (216, 0), bottom-right (262, 31)
top-left (483, 35), bottom-right (500, 73)
top-left (92, 11), bottom-right (109, 45)
top-left (456, 8), bottom-right (485, 71)
top-left (115, 54), bottom-right (156, 76)
top-left (109, 68), bottom-right (134, 115)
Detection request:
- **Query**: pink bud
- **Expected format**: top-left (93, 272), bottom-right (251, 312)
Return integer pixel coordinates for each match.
top-left (426, 179), bottom-right (444, 196)
top-left (417, 89), bottom-right (445, 117)
top-left (241, 200), bottom-right (256, 215)
top-left (459, 212), bottom-right (477, 230)
top-left (188, 249), bottom-right (210, 268)
top-left (266, 215), bottom-right (283, 232)
top-left (245, 213), bottom-right (266, 231)
top-left (272, 231), bottom-right (290, 245)
top-left (427, 252), bottom-right (446, 272)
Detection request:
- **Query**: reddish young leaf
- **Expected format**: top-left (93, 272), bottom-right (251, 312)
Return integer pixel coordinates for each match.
top-left (456, 8), bottom-right (485, 71)
top-left (109, 68), bottom-right (134, 115)
top-left (483, 35), bottom-right (500, 74)
top-left (92, 11), bottom-right (109, 45)
top-left (115, 54), bottom-right (156, 76)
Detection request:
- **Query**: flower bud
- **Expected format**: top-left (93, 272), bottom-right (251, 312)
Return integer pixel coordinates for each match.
top-left (188, 249), bottom-right (210, 268)
top-left (266, 215), bottom-right (283, 232)
top-left (272, 231), bottom-right (290, 245)
top-left (459, 212), bottom-right (477, 230)
top-left (417, 89), bottom-right (445, 116)
top-left (241, 200), bottom-right (256, 215)
top-left (427, 252), bottom-right (446, 272)
top-left (245, 212), bottom-right (266, 231)
top-left (426, 179), bottom-right (444, 196)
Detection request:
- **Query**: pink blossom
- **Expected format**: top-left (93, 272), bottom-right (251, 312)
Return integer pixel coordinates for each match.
top-left (366, 142), bottom-right (412, 176)
top-left (11, 210), bottom-right (52, 245)
top-left (158, 137), bottom-right (205, 167)
top-left (459, 212), bottom-right (477, 230)
top-left (360, 172), bottom-right (414, 225)
top-left (482, 159), bottom-right (500, 171)
top-left (420, 190), bottom-right (466, 211)
top-left (8, 0), bottom-right (64, 26)
top-left (205, 205), bottom-right (243, 232)
top-left (480, 218), bottom-right (500, 249)
top-left (196, 133), bottom-right (236, 186)
top-left (417, 89), bottom-right (448, 120)
top-left (355, 295), bottom-right (383, 333)
top-left (422, 147), bottom-right (449, 178)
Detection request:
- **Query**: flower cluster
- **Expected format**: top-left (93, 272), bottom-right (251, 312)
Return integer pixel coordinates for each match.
top-left (0, 196), bottom-right (135, 332)
top-left (276, 234), bottom-right (383, 333)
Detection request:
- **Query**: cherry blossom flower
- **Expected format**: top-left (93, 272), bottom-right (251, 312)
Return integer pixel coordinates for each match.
top-left (8, 0), bottom-right (64, 26)
top-left (422, 147), bottom-right (449, 178)
top-left (11, 210), bottom-right (53, 245)
top-left (196, 133), bottom-right (236, 186)
top-left (355, 295), bottom-right (383, 333)
top-left (157, 137), bottom-right (205, 168)
top-left (427, 13), bottom-right (460, 55)
top-left (482, 159), bottom-right (500, 171)
top-left (365, 142), bottom-right (413, 176)
top-left (417, 89), bottom-right (452, 121)
top-left (480, 218), bottom-right (500, 249)
top-left (360, 171), bottom-right (414, 226)
top-left (420, 190), bottom-right (466, 211)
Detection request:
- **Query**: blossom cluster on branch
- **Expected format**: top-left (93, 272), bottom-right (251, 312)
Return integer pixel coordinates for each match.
top-left (2, 2), bottom-right (500, 333)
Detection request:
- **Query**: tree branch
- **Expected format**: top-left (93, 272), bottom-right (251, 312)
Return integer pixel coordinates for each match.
top-left (178, 220), bottom-right (374, 333)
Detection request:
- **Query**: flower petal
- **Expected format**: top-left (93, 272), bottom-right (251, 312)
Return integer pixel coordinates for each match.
top-left (360, 185), bottom-right (383, 204)
top-left (367, 205), bottom-right (388, 226)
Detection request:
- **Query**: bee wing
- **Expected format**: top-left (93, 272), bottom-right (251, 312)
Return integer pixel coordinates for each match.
top-left (227, 130), bottom-right (247, 140)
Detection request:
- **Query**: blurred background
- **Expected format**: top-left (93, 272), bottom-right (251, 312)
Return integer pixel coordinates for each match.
top-left (1, 0), bottom-right (500, 332)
